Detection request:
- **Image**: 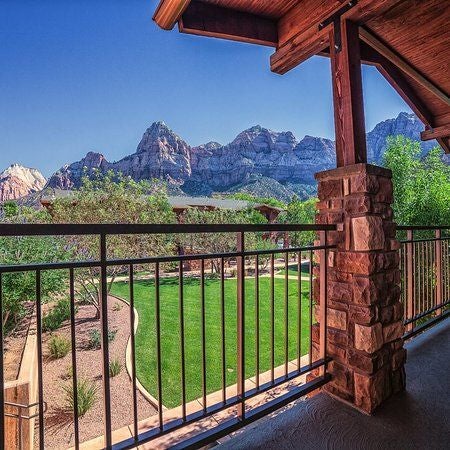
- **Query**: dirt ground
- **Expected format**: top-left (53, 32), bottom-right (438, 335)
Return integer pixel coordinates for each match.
top-left (39, 298), bottom-right (156, 450)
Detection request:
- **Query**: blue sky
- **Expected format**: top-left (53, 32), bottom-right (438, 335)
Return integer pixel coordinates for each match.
top-left (0, 0), bottom-right (411, 176)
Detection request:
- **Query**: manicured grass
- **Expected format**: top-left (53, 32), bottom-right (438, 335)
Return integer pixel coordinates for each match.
top-left (277, 261), bottom-right (311, 278)
top-left (111, 275), bottom-right (313, 408)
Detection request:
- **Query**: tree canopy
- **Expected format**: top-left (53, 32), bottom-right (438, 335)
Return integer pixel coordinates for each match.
top-left (383, 136), bottom-right (450, 226)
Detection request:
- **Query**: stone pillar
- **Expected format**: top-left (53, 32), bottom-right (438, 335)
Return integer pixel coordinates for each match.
top-left (312, 163), bottom-right (406, 414)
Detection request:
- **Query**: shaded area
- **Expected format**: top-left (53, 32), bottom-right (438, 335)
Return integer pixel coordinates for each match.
top-left (219, 319), bottom-right (450, 450)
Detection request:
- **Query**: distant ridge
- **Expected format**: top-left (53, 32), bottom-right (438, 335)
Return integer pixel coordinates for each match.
top-left (2, 112), bottom-right (446, 203)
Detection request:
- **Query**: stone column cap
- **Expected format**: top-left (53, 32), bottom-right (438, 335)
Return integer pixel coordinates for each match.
top-left (315, 163), bottom-right (392, 181)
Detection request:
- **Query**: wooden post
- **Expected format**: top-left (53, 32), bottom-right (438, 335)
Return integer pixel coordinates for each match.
top-left (406, 230), bottom-right (414, 331)
top-left (319, 230), bottom-right (328, 376)
top-left (330, 19), bottom-right (367, 167)
top-left (435, 229), bottom-right (442, 316)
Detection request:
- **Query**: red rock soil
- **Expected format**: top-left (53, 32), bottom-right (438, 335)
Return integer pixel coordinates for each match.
top-left (39, 298), bottom-right (156, 450)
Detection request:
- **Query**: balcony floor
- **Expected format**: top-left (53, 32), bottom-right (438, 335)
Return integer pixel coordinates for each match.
top-left (219, 319), bottom-right (450, 450)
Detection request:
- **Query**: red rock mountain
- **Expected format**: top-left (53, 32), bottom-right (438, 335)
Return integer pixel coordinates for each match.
top-left (0, 164), bottom-right (47, 202)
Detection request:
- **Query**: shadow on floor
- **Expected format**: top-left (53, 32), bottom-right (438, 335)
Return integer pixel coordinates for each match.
top-left (219, 320), bottom-right (450, 450)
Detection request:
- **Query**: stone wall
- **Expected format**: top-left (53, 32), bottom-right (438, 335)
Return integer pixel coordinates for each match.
top-left (311, 163), bottom-right (406, 414)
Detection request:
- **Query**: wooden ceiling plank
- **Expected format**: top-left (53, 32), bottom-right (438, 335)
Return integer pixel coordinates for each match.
top-left (179, 1), bottom-right (278, 47)
top-left (359, 41), bottom-right (434, 127)
top-left (153, 0), bottom-right (191, 30)
top-left (421, 125), bottom-right (450, 141)
top-left (359, 27), bottom-right (450, 107)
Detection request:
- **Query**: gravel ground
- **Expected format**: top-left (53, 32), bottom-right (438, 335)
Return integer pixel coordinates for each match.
top-left (40, 298), bottom-right (156, 449)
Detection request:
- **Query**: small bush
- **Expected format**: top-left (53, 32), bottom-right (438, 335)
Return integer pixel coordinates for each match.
top-left (109, 358), bottom-right (122, 378)
top-left (112, 302), bottom-right (123, 312)
top-left (63, 378), bottom-right (97, 417)
top-left (62, 365), bottom-right (73, 380)
top-left (48, 335), bottom-right (71, 359)
top-left (88, 329), bottom-right (117, 350)
top-left (43, 299), bottom-right (76, 332)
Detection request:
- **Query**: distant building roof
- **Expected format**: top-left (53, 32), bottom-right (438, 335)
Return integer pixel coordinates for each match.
top-left (40, 190), bottom-right (284, 212)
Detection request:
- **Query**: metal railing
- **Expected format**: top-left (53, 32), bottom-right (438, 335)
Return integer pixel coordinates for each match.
top-left (0, 223), bottom-right (334, 450)
top-left (398, 226), bottom-right (450, 340)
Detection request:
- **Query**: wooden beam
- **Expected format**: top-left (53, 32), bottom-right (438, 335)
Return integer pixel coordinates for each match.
top-left (421, 125), bottom-right (450, 141)
top-left (179, 1), bottom-right (277, 47)
top-left (330, 20), bottom-right (367, 166)
top-left (153, 0), bottom-right (191, 30)
top-left (359, 41), bottom-right (434, 126)
top-left (359, 27), bottom-right (450, 107)
top-left (271, 26), bottom-right (329, 74)
top-left (272, 0), bottom-right (405, 75)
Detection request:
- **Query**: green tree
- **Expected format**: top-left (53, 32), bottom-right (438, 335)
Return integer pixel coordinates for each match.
top-left (50, 171), bottom-right (177, 317)
top-left (0, 208), bottom-right (69, 330)
top-left (179, 207), bottom-right (268, 273)
top-left (383, 136), bottom-right (450, 226)
top-left (279, 196), bottom-right (317, 247)
top-left (2, 200), bottom-right (19, 218)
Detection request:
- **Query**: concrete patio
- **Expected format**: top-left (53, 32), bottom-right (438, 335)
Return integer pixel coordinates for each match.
top-left (220, 319), bottom-right (450, 450)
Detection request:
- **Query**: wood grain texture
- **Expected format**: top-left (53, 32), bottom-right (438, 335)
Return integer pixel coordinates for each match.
top-left (330, 20), bottom-right (367, 167)
top-left (153, 0), bottom-right (191, 30)
top-left (421, 125), bottom-right (450, 141)
top-left (179, 1), bottom-right (277, 47)
top-left (360, 27), bottom-right (450, 106)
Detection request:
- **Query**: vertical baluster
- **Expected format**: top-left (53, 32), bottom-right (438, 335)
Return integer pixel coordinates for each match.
top-left (155, 262), bottom-right (163, 430)
top-left (129, 265), bottom-right (138, 440)
top-left (255, 254), bottom-right (260, 389)
top-left (69, 269), bottom-right (80, 449)
top-left (406, 230), bottom-right (414, 331)
top-left (0, 274), bottom-right (5, 450)
top-left (297, 251), bottom-right (302, 371)
top-left (100, 234), bottom-right (112, 448)
top-left (284, 248), bottom-right (289, 377)
top-left (319, 231), bottom-right (328, 375)
top-left (200, 259), bottom-right (207, 413)
top-left (179, 261), bottom-right (186, 420)
top-left (220, 257), bottom-right (226, 404)
top-left (236, 232), bottom-right (245, 419)
top-left (36, 270), bottom-right (45, 450)
top-left (435, 230), bottom-right (442, 316)
top-left (309, 250), bottom-right (313, 366)
top-left (270, 253), bottom-right (275, 384)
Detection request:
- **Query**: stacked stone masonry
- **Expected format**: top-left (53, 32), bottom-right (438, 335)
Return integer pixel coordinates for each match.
top-left (311, 163), bottom-right (406, 414)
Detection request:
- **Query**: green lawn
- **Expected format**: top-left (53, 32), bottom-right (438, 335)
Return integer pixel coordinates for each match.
top-left (111, 276), bottom-right (312, 408)
top-left (277, 261), bottom-right (311, 278)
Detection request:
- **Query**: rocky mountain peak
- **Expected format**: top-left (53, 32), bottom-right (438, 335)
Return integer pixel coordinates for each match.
top-left (0, 164), bottom-right (46, 202)
top-left (40, 112), bottom-right (445, 203)
top-left (366, 111), bottom-right (433, 163)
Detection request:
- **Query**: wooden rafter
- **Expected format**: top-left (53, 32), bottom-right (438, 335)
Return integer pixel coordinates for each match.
top-left (153, 0), bottom-right (191, 30)
top-left (359, 27), bottom-right (450, 107)
top-left (271, 0), bottom-right (405, 75)
top-left (179, 1), bottom-right (278, 47)
top-left (421, 125), bottom-right (450, 141)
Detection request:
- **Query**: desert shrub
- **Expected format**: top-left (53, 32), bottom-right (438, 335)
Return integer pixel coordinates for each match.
top-left (43, 299), bottom-right (75, 332)
top-left (62, 365), bottom-right (73, 380)
top-left (87, 329), bottom-right (117, 350)
top-left (112, 302), bottom-right (123, 312)
top-left (109, 358), bottom-right (122, 378)
top-left (63, 378), bottom-right (97, 417)
top-left (48, 335), bottom-right (71, 359)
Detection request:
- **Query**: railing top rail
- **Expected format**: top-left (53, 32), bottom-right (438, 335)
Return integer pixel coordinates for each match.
top-left (0, 223), bottom-right (336, 236)
top-left (396, 225), bottom-right (450, 230)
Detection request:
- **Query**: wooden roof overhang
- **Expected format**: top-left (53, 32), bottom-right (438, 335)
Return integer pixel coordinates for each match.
top-left (153, 0), bottom-right (450, 165)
